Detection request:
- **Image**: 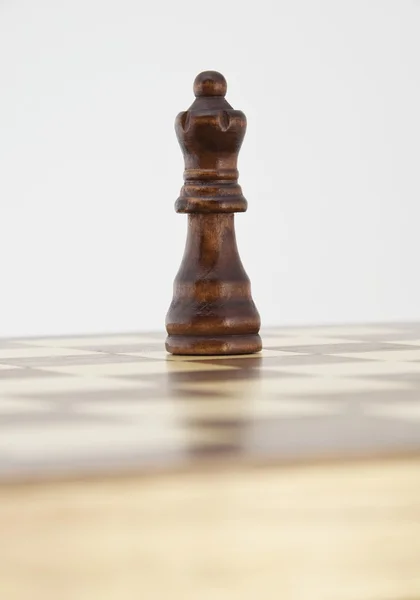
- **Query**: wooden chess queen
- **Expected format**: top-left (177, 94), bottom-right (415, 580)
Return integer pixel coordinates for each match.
top-left (165, 71), bottom-right (262, 355)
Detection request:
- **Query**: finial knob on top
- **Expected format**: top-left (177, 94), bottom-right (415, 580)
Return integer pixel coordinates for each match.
top-left (193, 70), bottom-right (227, 97)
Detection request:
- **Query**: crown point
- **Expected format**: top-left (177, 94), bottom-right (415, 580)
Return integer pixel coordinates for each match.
top-left (193, 71), bottom-right (227, 97)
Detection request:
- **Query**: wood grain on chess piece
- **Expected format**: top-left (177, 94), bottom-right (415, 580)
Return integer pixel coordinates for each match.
top-left (166, 71), bottom-right (262, 355)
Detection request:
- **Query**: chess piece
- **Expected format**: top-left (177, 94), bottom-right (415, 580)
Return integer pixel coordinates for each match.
top-left (165, 71), bottom-right (262, 355)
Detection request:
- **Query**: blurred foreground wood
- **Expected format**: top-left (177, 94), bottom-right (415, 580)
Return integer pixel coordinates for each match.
top-left (1, 458), bottom-right (420, 600)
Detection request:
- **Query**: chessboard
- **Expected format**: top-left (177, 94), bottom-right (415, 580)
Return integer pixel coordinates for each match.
top-left (1, 322), bottom-right (420, 481)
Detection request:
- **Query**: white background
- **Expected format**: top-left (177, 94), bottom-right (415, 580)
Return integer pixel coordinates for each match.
top-left (1, 0), bottom-right (419, 337)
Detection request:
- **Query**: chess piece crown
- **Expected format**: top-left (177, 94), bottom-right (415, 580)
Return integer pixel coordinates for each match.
top-left (175, 71), bottom-right (247, 214)
top-left (166, 71), bottom-right (261, 355)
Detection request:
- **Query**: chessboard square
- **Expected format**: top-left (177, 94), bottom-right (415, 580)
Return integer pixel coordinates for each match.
top-left (257, 355), bottom-right (363, 367)
top-left (79, 395), bottom-right (339, 421)
top-left (0, 341), bottom-right (40, 349)
top-left (268, 342), bottom-right (417, 355)
top-left (0, 421), bottom-right (233, 466)
top-left (0, 353), bottom-right (159, 369)
top-left (296, 388), bottom-right (420, 405)
top-left (0, 347), bottom-right (101, 359)
top-left (77, 398), bottom-right (176, 418)
top-left (243, 412), bottom-right (420, 459)
top-left (0, 396), bottom-right (51, 415)
top-left (42, 360), bottom-right (239, 378)
top-left (249, 397), bottom-right (341, 418)
top-left (366, 402), bottom-right (420, 421)
top-left (0, 375), bottom-right (144, 396)
top-left (17, 385), bottom-right (220, 404)
top-left (261, 349), bottom-right (307, 358)
top-left (262, 326), bottom-right (400, 338)
top-left (0, 368), bottom-right (68, 380)
top-left (78, 397), bottom-right (244, 421)
top-left (278, 360), bottom-right (420, 377)
top-left (176, 373), bottom-right (407, 396)
top-left (334, 331), bottom-right (420, 342)
top-left (257, 375), bottom-right (410, 395)
top-left (383, 339), bottom-right (420, 347)
top-left (77, 343), bottom-right (164, 354)
top-left (356, 371), bottom-right (420, 384)
top-left (21, 334), bottom-right (165, 348)
top-left (262, 336), bottom-right (358, 348)
top-left (333, 349), bottom-right (420, 362)
top-left (0, 422), bottom-right (183, 459)
top-left (131, 366), bottom-right (263, 387)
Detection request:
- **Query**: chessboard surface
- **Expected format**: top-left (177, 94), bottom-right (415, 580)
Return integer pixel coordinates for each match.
top-left (1, 322), bottom-right (420, 481)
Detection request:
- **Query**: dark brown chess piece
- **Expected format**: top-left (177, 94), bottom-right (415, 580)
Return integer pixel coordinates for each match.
top-left (165, 71), bottom-right (262, 355)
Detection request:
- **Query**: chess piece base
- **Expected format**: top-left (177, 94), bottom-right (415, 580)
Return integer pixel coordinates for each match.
top-left (165, 334), bottom-right (262, 356)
